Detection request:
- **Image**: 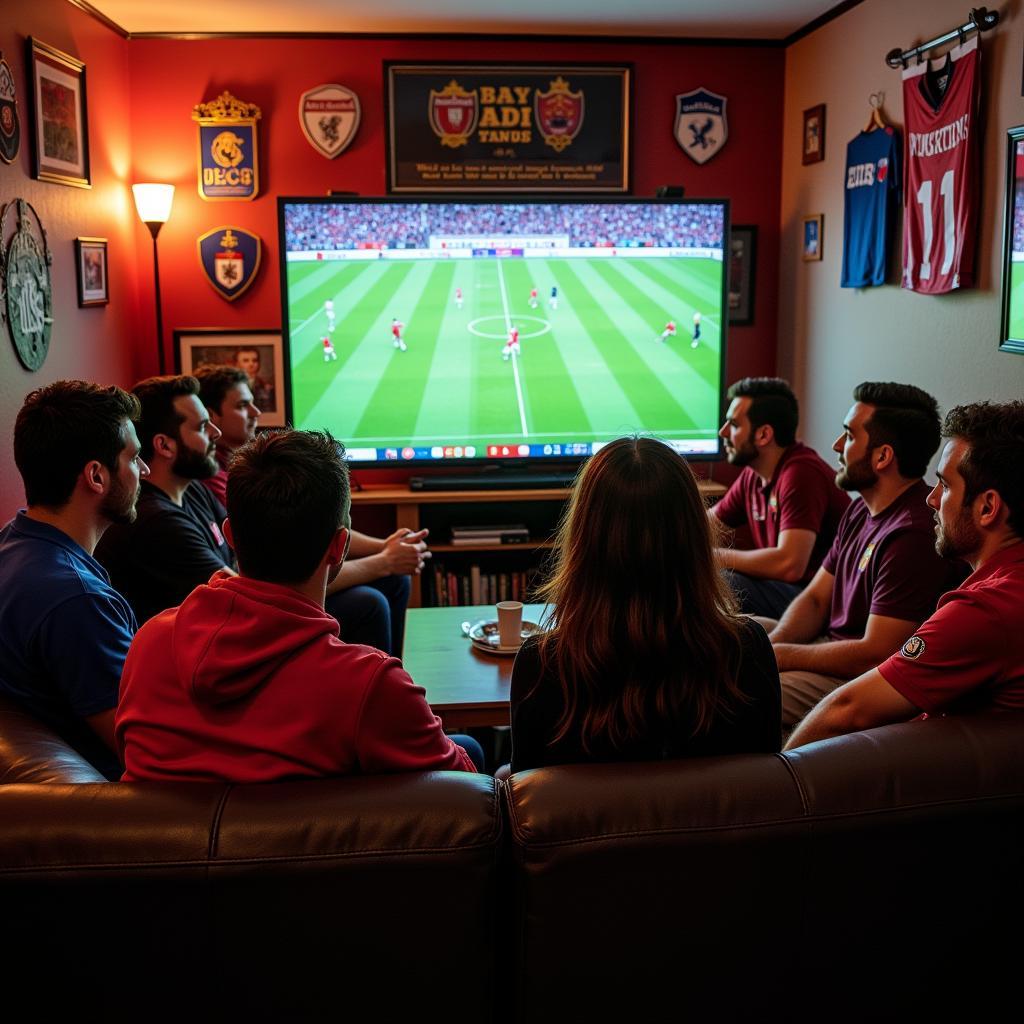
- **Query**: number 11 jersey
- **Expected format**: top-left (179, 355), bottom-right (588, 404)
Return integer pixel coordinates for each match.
top-left (902, 36), bottom-right (981, 294)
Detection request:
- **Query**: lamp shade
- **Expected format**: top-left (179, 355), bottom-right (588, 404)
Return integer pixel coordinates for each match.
top-left (132, 183), bottom-right (175, 224)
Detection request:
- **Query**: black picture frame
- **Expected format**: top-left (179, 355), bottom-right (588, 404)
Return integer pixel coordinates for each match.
top-left (74, 236), bottom-right (108, 306)
top-left (728, 225), bottom-right (757, 326)
top-left (999, 125), bottom-right (1024, 355)
top-left (174, 328), bottom-right (286, 425)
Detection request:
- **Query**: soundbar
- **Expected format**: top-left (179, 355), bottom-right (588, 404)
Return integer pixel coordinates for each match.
top-left (409, 473), bottom-right (576, 491)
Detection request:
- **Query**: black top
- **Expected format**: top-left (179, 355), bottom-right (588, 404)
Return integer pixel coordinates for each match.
top-left (510, 617), bottom-right (781, 772)
top-left (96, 480), bottom-right (234, 625)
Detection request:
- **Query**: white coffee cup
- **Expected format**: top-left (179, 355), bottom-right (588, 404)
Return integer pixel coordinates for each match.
top-left (496, 601), bottom-right (524, 648)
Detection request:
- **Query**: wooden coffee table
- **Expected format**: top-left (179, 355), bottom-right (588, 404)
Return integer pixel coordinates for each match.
top-left (402, 603), bottom-right (547, 729)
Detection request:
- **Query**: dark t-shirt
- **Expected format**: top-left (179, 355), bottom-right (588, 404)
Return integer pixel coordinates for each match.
top-left (821, 480), bottom-right (950, 641)
top-left (96, 480), bottom-right (234, 625)
top-left (509, 618), bottom-right (781, 772)
top-left (713, 442), bottom-right (850, 584)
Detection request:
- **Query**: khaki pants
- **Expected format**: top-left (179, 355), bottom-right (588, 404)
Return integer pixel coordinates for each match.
top-left (756, 618), bottom-right (846, 729)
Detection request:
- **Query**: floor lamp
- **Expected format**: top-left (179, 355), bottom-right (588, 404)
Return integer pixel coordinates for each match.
top-left (132, 183), bottom-right (175, 375)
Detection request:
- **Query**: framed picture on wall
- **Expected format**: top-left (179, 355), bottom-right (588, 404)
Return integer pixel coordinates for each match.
top-left (174, 329), bottom-right (286, 426)
top-left (802, 104), bottom-right (825, 165)
top-left (27, 37), bottom-right (90, 188)
top-left (74, 237), bottom-right (108, 306)
top-left (802, 215), bottom-right (823, 261)
top-left (728, 225), bottom-right (757, 325)
top-left (999, 125), bottom-right (1024, 355)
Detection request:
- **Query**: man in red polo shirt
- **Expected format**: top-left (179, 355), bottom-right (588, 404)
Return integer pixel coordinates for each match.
top-left (712, 377), bottom-right (850, 618)
top-left (786, 400), bottom-right (1024, 748)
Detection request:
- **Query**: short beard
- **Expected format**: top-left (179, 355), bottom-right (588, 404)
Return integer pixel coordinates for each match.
top-left (725, 440), bottom-right (758, 468)
top-left (836, 453), bottom-right (878, 492)
top-left (935, 506), bottom-right (980, 560)
top-left (102, 481), bottom-right (140, 526)
top-left (173, 444), bottom-right (218, 480)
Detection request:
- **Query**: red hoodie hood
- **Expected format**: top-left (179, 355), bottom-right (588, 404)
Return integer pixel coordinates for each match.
top-left (173, 571), bottom-right (339, 707)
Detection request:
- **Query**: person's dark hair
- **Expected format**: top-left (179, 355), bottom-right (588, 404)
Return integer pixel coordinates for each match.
top-left (227, 430), bottom-right (350, 583)
top-left (853, 381), bottom-right (941, 478)
top-left (726, 377), bottom-right (799, 446)
top-left (535, 436), bottom-right (745, 753)
top-left (14, 380), bottom-right (141, 508)
top-left (194, 363), bottom-right (249, 416)
top-left (944, 401), bottom-right (1024, 537)
top-left (132, 375), bottom-right (201, 461)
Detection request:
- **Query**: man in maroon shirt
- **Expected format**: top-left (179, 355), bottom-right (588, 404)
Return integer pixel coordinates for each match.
top-left (764, 382), bottom-right (952, 727)
top-left (712, 377), bottom-right (850, 617)
top-left (786, 400), bottom-right (1024, 748)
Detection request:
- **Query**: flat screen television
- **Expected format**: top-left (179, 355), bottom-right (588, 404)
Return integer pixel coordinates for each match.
top-left (278, 196), bottom-right (728, 470)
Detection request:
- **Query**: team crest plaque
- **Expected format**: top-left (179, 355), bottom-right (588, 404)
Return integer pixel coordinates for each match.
top-left (675, 88), bottom-right (729, 165)
top-left (534, 77), bottom-right (584, 153)
top-left (299, 84), bottom-right (360, 159)
top-left (192, 91), bottom-right (261, 200)
top-left (1, 199), bottom-right (53, 371)
top-left (197, 226), bottom-right (261, 301)
top-left (429, 81), bottom-right (479, 148)
top-left (0, 54), bottom-right (21, 164)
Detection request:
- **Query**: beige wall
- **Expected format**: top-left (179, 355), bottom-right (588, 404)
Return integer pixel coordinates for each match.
top-left (779, 0), bottom-right (1024, 464)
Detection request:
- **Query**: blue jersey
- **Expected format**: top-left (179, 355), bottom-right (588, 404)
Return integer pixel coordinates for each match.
top-left (841, 128), bottom-right (901, 288)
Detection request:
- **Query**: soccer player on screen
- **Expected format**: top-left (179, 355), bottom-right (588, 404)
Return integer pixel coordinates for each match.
top-left (529, 287), bottom-right (538, 309)
top-left (391, 318), bottom-right (407, 352)
top-left (324, 299), bottom-right (336, 333)
top-left (691, 312), bottom-right (702, 349)
top-left (658, 320), bottom-right (677, 343)
top-left (550, 286), bottom-right (558, 310)
top-left (322, 336), bottom-right (337, 362)
top-left (503, 325), bottom-right (521, 361)
top-left (455, 287), bottom-right (463, 310)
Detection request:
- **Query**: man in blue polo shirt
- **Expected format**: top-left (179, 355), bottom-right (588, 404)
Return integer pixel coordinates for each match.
top-left (0, 381), bottom-right (148, 777)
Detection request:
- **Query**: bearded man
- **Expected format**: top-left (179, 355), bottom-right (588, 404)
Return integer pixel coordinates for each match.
top-left (96, 375), bottom-right (237, 626)
top-left (0, 381), bottom-right (148, 776)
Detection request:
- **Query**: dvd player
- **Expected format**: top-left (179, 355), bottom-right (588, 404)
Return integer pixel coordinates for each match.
top-left (409, 473), bottom-right (576, 491)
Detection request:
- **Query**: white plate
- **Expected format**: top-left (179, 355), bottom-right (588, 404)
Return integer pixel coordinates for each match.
top-left (469, 619), bottom-right (540, 656)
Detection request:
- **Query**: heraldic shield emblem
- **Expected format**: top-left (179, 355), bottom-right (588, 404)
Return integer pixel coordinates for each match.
top-left (429, 80), bottom-right (479, 148)
top-left (299, 84), bottom-right (361, 159)
top-left (675, 88), bottom-right (728, 165)
top-left (535, 77), bottom-right (584, 153)
top-left (197, 227), bottom-right (261, 302)
top-left (0, 55), bottom-right (21, 165)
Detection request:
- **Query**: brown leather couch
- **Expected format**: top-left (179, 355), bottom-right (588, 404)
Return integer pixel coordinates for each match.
top-left (2, 694), bottom-right (1021, 1023)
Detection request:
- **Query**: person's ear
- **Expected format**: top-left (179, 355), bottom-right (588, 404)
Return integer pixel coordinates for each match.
top-left (874, 443), bottom-right (895, 472)
top-left (975, 489), bottom-right (1003, 529)
top-left (151, 432), bottom-right (176, 460)
top-left (82, 459), bottom-right (107, 496)
top-left (754, 423), bottom-right (775, 449)
top-left (327, 526), bottom-right (349, 566)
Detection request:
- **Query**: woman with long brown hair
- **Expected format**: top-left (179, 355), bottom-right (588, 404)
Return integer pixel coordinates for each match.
top-left (510, 436), bottom-right (781, 770)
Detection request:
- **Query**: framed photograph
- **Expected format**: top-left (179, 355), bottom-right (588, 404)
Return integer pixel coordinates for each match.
top-left (728, 225), bottom-right (757, 325)
top-left (802, 215), bottom-right (823, 262)
top-left (385, 63), bottom-right (631, 193)
top-left (174, 329), bottom-right (286, 426)
top-left (27, 37), bottom-right (90, 188)
top-left (999, 126), bottom-right (1024, 355)
top-left (74, 237), bottom-right (108, 307)
top-left (802, 104), bottom-right (825, 165)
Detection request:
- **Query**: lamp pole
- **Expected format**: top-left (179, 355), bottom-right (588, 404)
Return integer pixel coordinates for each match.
top-left (145, 221), bottom-right (165, 374)
top-left (131, 183), bottom-right (174, 377)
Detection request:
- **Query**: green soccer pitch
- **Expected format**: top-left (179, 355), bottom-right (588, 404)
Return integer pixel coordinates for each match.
top-left (285, 254), bottom-right (723, 451)
top-left (1009, 261), bottom-right (1024, 342)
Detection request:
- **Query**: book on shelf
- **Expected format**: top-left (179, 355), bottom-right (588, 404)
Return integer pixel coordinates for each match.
top-left (426, 561), bottom-right (542, 608)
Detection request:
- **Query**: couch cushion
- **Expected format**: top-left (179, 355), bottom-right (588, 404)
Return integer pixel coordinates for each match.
top-left (0, 695), bottom-right (105, 783)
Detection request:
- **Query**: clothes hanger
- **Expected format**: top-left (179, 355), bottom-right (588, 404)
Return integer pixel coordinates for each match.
top-left (863, 91), bottom-right (888, 132)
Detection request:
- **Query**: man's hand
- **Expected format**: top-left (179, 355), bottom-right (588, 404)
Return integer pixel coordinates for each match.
top-left (380, 528), bottom-right (431, 575)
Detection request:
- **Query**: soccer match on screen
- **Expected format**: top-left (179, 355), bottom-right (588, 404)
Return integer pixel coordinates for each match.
top-left (279, 199), bottom-right (727, 465)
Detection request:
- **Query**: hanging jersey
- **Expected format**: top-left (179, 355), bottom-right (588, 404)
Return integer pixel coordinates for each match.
top-left (902, 36), bottom-right (981, 294)
top-left (842, 128), bottom-right (901, 287)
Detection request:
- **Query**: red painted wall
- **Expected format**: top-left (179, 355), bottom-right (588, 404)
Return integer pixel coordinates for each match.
top-left (127, 36), bottom-right (784, 393)
top-left (1, 10), bottom-right (783, 510)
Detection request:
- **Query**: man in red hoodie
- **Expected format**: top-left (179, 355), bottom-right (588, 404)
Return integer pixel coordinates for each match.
top-left (116, 429), bottom-right (478, 782)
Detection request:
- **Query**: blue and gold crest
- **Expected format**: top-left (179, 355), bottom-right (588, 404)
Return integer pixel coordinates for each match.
top-left (191, 91), bottom-right (261, 201)
top-left (197, 226), bottom-right (261, 301)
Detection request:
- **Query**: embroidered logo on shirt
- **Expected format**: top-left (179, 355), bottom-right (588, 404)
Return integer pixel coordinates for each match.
top-left (751, 499), bottom-right (766, 522)
top-left (857, 540), bottom-right (876, 572)
top-left (768, 494), bottom-right (779, 516)
top-left (210, 521), bottom-right (225, 546)
top-left (901, 635), bottom-right (926, 660)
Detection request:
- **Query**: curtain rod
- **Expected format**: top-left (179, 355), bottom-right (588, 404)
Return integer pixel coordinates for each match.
top-left (885, 7), bottom-right (999, 68)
